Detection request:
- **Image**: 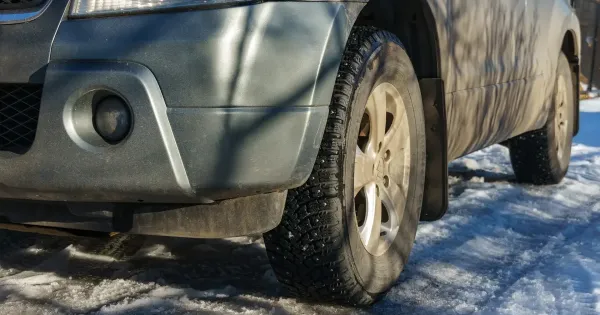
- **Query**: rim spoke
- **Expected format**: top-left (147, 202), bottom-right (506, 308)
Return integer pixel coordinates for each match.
top-left (554, 76), bottom-right (570, 159)
top-left (354, 146), bottom-right (373, 196)
top-left (384, 101), bottom-right (406, 152)
top-left (360, 183), bottom-right (382, 252)
top-left (380, 177), bottom-right (406, 217)
top-left (380, 224), bottom-right (393, 235)
top-left (366, 90), bottom-right (387, 156)
top-left (387, 131), bottom-right (411, 188)
top-left (386, 112), bottom-right (409, 154)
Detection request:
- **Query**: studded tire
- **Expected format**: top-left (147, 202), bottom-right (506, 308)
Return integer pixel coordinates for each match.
top-left (509, 53), bottom-right (575, 185)
top-left (263, 26), bottom-right (426, 306)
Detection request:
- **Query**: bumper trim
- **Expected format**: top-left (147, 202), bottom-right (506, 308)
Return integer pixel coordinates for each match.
top-left (0, 61), bottom-right (326, 203)
top-left (0, 61), bottom-right (197, 203)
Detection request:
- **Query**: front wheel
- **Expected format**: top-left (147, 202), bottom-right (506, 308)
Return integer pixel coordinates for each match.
top-left (263, 26), bottom-right (426, 306)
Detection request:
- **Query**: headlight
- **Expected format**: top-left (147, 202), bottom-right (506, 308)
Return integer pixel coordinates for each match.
top-left (69, 0), bottom-right (254, 17)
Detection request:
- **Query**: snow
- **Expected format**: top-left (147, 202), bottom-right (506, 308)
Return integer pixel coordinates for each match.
top-left (580, 83), bottom-right (600, 99)
top-left (580, 98), bottom-right (600, 113)
top-left (0, 105), bottom-right (599, 314)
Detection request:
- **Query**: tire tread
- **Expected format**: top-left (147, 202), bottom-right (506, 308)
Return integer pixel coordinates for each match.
top-left (264, 26), bottom-right (401, 306)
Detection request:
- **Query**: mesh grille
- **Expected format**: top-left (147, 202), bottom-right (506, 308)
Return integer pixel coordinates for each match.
top-left (0, 0), bottom-right (45, 10)
top-left (0, 84), bottom-right (42, 154)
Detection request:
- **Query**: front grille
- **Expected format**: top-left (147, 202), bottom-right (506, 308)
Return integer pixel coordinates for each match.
top-left (0, 84), bottom-right (42, 154)
top-left (0, 0), bottom-right (45, 11)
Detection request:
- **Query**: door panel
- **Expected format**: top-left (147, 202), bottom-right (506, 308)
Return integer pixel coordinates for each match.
top-left (444, 0), bottom-right (545, 159)
top-left (447, 0), bottom-right (532, 91)
top-left (447, 75), bottom-right (545, 159)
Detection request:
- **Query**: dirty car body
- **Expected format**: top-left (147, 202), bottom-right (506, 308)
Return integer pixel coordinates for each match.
top-left (0, 0), bottom-right (580, 236)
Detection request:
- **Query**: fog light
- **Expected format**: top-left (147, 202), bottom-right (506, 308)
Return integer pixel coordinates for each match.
top-left (93, 96), bottom-right (132, 144)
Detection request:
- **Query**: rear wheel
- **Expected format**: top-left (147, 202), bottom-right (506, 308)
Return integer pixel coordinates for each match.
top-left (263, 26), bottom-right (426, 306)
top-left (509, 53), bottom-right (574, 185)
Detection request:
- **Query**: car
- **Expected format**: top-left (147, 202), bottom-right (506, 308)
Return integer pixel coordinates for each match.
top-left (0, 0), bottom-right (580, 306)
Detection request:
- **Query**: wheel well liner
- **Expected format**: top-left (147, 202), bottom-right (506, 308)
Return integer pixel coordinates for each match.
top-left (354, 0), bottom-right (441, 79)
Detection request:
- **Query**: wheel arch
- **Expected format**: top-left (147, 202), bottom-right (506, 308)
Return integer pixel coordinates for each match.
top-left (561, 29), bottom-right (580, 136)
top-left (562, 29), bottom-right (579, 61)
top-left (353, 0), bottom-right (442, 80)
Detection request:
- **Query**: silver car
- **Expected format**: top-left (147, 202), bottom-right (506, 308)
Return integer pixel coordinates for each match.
top-left (0, 0), bottom-right (580, 305)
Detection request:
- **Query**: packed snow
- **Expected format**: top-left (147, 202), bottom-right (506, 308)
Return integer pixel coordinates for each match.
top-left (1, 102), bottom-right (600, 314)
top-left (581, 98), bottom-right (600, 113)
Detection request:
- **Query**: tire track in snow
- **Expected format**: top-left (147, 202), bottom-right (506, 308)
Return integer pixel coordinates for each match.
top-left (477, 207), bottom-right (600, 314)
top-left (0, 235), bottom-right (156, 314)
top-left (380, 144), bottom-right (600, 314)
top-left (0, 144), bottom-right (600, 314)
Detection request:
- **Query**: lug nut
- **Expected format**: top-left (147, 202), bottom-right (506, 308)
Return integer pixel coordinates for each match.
top-left (384, 150), bottom-right (391, 161)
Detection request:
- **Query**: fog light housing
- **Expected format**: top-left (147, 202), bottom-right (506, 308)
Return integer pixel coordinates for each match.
top-left (93, 96), bottom-right (132, 144)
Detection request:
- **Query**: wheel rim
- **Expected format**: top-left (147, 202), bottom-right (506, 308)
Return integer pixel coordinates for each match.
top-left (354, 83), bottom-right (410, 257)
top-left (554, 75), bottom-right (569, 165)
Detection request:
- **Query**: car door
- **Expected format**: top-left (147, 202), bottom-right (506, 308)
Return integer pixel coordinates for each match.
top-left (444, 0), bottom-right (544, 159)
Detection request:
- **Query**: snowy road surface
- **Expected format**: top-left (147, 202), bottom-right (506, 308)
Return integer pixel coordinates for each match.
top-left (1, 101), bottom-right (600, 315)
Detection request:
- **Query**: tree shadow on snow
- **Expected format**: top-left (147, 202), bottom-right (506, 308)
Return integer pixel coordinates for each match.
top-left (370, 160), bottom-right (600, 314)
top-left (0, 232), bottom-right (299, 314)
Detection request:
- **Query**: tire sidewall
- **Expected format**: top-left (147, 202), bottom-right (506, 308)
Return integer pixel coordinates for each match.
top-left (342, 36), bottom-right (426, 294)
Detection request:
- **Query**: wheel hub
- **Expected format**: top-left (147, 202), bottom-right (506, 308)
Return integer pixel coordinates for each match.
top-left (354, 83), bottom-right (410, 257)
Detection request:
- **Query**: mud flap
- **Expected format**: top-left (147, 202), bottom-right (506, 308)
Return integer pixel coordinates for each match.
top-left (419, 78), bottom-right (448, 221)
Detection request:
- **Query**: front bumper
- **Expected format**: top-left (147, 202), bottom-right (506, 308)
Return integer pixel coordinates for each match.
top-left (0, 61), bottom-right (327, 203)
top-left (0, 2), bottom-right (354, 203)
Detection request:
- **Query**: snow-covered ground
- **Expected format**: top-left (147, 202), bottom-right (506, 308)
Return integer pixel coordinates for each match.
top-left (1, 101), bottom-right (600, 314)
